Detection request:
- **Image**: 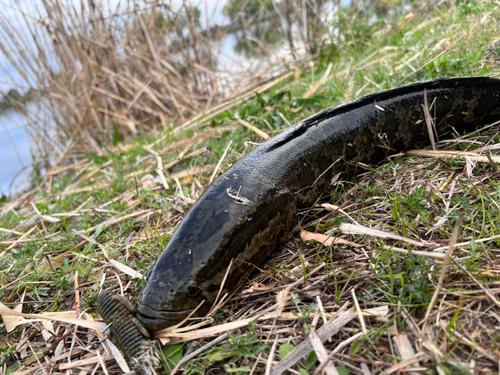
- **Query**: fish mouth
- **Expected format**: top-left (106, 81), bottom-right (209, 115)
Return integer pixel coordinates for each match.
top-left (136, 302), bottom-right (194, 332)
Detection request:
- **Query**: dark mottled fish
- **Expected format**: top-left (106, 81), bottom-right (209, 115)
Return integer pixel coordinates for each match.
top-left (136, 76), bottom-right (500, 331)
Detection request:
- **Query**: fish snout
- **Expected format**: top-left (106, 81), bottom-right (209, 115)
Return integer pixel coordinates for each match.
top-left (135, 300), bottom-right (193, 331)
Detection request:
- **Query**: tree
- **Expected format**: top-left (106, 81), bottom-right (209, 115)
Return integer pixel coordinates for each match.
top-left (223, 0), bottom-right (330, 58)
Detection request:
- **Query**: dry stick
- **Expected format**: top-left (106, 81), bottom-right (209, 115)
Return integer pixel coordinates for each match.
top-left (74, 271), bottom-right (81, 317)
top-left (302, 63), bottom-right (333, 99)
top-left (97, 350), bottom-right (109, 375)
top-left (144, 146), bottom-right (169, 190)
top-left (174, 176), bottom-right (192, 203)
top-left (438, 321), bottom-right (499, 363)
top-left (154, 298), bottom-right (366, 344)
top-left (208, 259), bottom-right (234, 317)
top-left (28, 341), bottom-right (48, 375)
top-left (393, 334), bottom-right (419, 375)
top-left (265, 338), bottom-right (279, 375)
top-left (335, 353), bottom-right (391, 368)
top-left (405, 149), bottom-right (500, 163)
top-left (0, 227), bottom-right (24, 236)
top-left (351, 288), bottom-right (367, 334)
top-left (340, 223), bottom-right (427, 247)
top-left (0, 226), bottom-right (37, 258)
top-left (421, 213), bottom-right (463, 334)
top-left (164, 147), bottom-right (208, 171)
top-left (394, 49), bottom-right (449, 87)
top-left (24, 327), bottom-right (76, 368)
top-left (58, 355), bottom-right (114, 370)
top-left (422, 89), bottom-right (436, 150)
top-left (400, 306), bottom-right (421, 337)
top-left (378, 352), bottom-right (427, 375)
top-left (45, 160), bottom-right (89, 176)
top-left (321, 203), bottom-right (360, 226)
top-left (250, 353), bottom-right (264, 375)
top-left (235, 115), bottom-right (270, 140)
top-left (431, 233), bottom-right (500, 252)
top-left (82, 209), bottom-right (153, 234)
top-left (309, 330), bottom-right (339, 375)
top-left (74, 232), bottom-right (110, 260)
top-left (360, 363), bottom-right (371, 375)
top-left (124, 78), bottom-right (153, 113)
top-left (382, 245), bottom-right (445, 259)
top-left (462, 119), bottom-right (500, 139)
top-left (209, 140), bottom-right (233, 184)
top-left (170, 333), bottom-right (229, 375)
top-left (314, 332), bottom-right (366, 375)
top-left (269, 310), bottom-right (356, 375)
top-left (263, 288), bottom-right (290, 345)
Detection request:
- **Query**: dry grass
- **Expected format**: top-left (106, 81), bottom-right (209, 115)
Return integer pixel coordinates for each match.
top-left (0, 0), bottom-right (292, 165)
top-left (4, 122), bottom-right (500, 374)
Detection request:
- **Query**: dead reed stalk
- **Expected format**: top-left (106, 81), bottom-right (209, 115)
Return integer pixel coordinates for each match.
top-left (0, 0), bottom-right (271, 161)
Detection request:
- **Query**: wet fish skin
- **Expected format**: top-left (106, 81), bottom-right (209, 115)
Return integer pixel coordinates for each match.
top-left (136, 76), bottom-right (500, 331)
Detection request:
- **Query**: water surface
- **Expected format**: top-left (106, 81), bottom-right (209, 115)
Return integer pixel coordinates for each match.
top-left (0, 108), bottom-right (32, 195)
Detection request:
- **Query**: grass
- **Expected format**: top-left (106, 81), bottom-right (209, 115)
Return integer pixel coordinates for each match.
top-left (2, 0), bottom-right (500, 374)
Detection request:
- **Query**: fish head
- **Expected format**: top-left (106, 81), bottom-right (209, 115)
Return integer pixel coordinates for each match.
top-left (135, 178), bottom-right (259, 332)
top-left (135, 248), bottom-right (216, 331)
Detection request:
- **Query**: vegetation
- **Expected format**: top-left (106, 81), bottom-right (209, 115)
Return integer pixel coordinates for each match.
top-left (0, 0), bottom-right (333, 172)
top-left (0, 89), bottom-right (34, 113)
top-left (2, 0), bottom-right (500, 374)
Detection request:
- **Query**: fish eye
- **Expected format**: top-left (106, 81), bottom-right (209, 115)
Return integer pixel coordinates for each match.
top-left (186, 285), bottom-right (199, 298)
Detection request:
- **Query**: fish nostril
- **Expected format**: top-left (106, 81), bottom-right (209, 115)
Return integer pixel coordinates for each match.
top-left (170, 289), bottom-right (174, 294)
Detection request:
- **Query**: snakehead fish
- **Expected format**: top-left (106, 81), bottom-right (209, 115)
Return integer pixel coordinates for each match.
top-left (131, 76), bottom-right (500, 331)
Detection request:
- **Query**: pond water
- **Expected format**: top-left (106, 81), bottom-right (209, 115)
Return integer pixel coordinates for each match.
top-left (0, 109), bottom-right (33, 195)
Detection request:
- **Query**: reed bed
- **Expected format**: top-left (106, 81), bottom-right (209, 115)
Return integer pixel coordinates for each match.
top-left (0, 0), bottom-right (293, 166)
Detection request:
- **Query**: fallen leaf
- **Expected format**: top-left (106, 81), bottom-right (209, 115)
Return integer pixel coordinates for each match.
top-left (301, 229), bottom-right (365, 248)
top-left (0, 302), bottom-right (106, 332)
top-left (241, 281), bottom-right (277, 294)
top-left (481, 265), bottom-right (497, 277)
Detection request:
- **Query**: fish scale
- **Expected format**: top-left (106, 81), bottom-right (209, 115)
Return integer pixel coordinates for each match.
top-left (97, 290), bottom-right (161, 375)
top-left (135, 76), bottom-right (500, 332)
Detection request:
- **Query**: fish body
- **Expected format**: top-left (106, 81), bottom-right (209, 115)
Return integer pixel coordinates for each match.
top-left (136, 77), bottom-right (500, 331)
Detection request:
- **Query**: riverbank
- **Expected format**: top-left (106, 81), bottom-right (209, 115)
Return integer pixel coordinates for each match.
top-left (1, 1), bottom-right (500, 374)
